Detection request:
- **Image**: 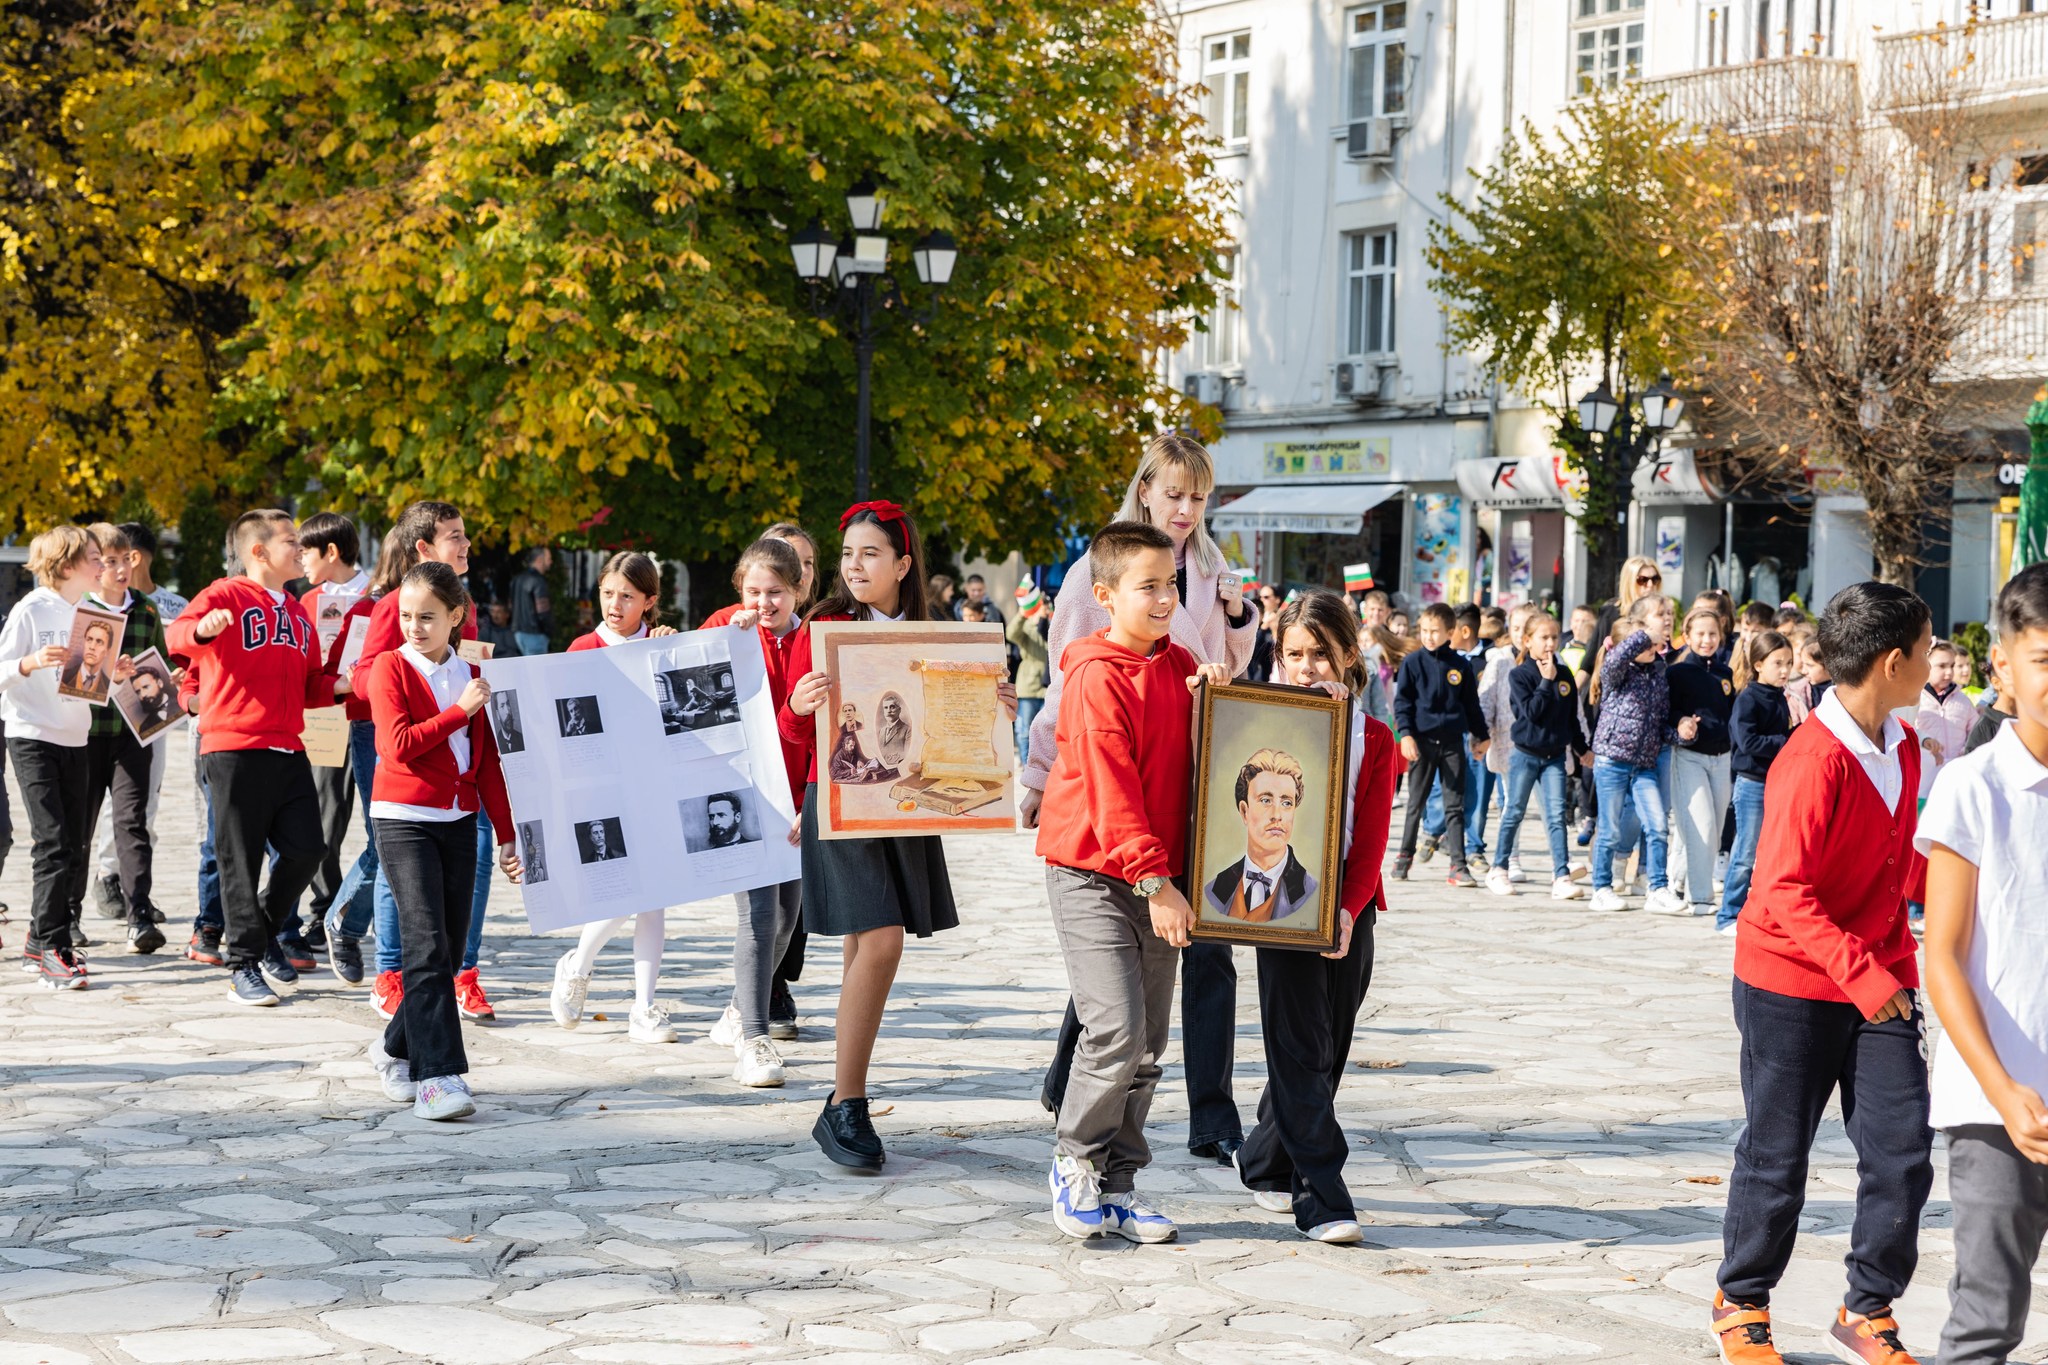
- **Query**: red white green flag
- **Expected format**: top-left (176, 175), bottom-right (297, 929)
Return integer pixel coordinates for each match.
top-left (1343, 562), bottom-right (1375, 592)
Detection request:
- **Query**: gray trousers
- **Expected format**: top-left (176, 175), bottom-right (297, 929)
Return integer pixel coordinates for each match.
top-left (1940, 1125), bottom-right (2048, 1365)
top-left (1047, 864), bottom-right (1180, 1194)
top-left (732, 879), bottom-right (802, 1039)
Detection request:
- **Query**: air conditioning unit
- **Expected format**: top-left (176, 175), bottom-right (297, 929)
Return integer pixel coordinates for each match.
top-left (1183, 372), bottom-right (1229, 408)
top-left (1334, 361), bottom-right (1363, 398)
top-left (1345, 116), bottom-right (1394, 162)
top-left (1373, 359), bottom-right (1401, 402)
top-left (1335, 358), bottom-right (1400, 404)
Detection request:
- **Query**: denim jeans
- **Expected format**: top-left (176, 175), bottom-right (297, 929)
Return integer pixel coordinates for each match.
top-left (1717, 775), bottom-right (1767, 928)
top-left (1465, 748), bottom-right (1497, 860)
top-left (1013, 696), bottom-right (1044, 768)
top-left (193, 728), bottom-right (224, 934)
top-left (1495, 750), bottom-right (1569, 877)
top-left (464, 809), bottom-right (492, 973)
top-left (514, 631), bottom-right (549, 658)
top-left (330, 720), bottom-right (385, 941)
top-left (1590, 757), bottom-right (1668, 891)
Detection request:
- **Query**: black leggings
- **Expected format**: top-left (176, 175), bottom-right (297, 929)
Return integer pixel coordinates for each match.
top-left (376, 815), bottom-right (478, 1082)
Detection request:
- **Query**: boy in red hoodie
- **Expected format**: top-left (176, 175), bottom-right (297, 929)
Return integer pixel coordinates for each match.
top-left (166, 510), bottom-right (340, 1007)
top-left (1037, 521), bottom-right (1226, 1247)
top-left (1711, 581), bottom-right (1934, 1365)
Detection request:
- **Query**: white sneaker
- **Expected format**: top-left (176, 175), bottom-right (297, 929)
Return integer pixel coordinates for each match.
top-left (1589, 887), bottom-right (1629, 912)
top-left (732, 1035), bottom-right (785, 1088)
top-left (1306, 1219), bottom-right (1364, 1243)
top-left (1233, 1149), bottom-right (1293, 1212)
top-left (629, 1002), bottom-right (678, 1045)
top-left (1550, 876), bottom-right (1584, 901)
top-left (1717, 921), bottom-right (1740, 937)
top-left (413, 1074), bottom-right (475, 1122)
top-left (708, 1002), bottom-right (743, 1049)
top-left (1485, 866), bottom-right (1515, 897)
top-left (371, 1042), bottom-right (415, 1102)
top-left (1646, 887), bottom-right (1691, 916)
top-left (1101, 1191), bottom-right (1178, 1244)
top-left (1507, 856), bottom-right (1529, 884)
top-left (549, 954), bottom-right (589, 1030)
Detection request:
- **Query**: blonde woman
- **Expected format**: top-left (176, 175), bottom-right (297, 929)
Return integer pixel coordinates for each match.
top-left (1022, 431), bottom-right (1258, 1164)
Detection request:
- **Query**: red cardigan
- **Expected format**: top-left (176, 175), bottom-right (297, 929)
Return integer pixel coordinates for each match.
top-left (774, 616), bottom-right (838, 787)
top-left (352, 588), bottom-right (476, 724)
top-left (1339, 714), bottom-right (1399, 921)
top-left (363, 648), bottom-right (513, 836)
top-left (1735, 712), bottom-right (1924, 1016)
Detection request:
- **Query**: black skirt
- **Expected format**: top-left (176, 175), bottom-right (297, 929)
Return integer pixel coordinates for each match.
top-left (798, 783), bottom-right (959, 938)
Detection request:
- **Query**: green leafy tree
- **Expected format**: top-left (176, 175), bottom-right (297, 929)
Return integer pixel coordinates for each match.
top-left (1426, 86), bottom-right (1715, 599)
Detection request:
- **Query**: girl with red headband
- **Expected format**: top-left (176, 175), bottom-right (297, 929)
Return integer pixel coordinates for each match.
top-left (778, 500), bottom-right (1015, 1170)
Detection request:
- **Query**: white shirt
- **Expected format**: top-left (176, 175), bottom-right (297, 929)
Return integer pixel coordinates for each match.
top-left (1238, 846), bottom-right (1286, 912)
top-left (1916, 722), bottom-right (2048, 1128)
top-left (0, 587), bottom-right (91, 746)
top-left (1340, 703), bottom-right (1367, 861)
top-left (1814, 688), bottom-right (1906, 815)
top-left (368, 644), bottom-right (473, 824)
top-left (595, 621), bottom-right (648, 647)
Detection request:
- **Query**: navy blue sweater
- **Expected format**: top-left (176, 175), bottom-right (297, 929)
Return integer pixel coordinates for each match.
top-left (1729, 682), bottom-right (1791, 781)
top-left (1507, 659), bottom-right (1590, 758)
top-left (1666, 656), bottom-right (1735, 755)
top-left (1394, 643), bottom-right (1486, 739)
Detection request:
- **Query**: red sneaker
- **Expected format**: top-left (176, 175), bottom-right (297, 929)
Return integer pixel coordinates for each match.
top-left (186, 928), bottom-right (224, 966)
top-left (1827, 1308), bottom-right (1918, 1364)
top-left (38, 947), bottom-right (89, 992)
top-left (455, 967), bottom-right (495, 1022)
top-left (372, 970), bottom-right (404, 1020)
top-left (1710, 1291), bottom-right (1784, 1364)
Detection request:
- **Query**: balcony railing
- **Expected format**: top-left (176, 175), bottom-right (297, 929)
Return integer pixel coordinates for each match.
top-left (1946, 295), bottom-right (2048, 383)
top-left (1874, 11), bottom-right (2048, 111)
top-left (1641, 56), bottom-right (1860, 132)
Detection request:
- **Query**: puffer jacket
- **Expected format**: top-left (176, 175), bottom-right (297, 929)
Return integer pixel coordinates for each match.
top-left (1592, 629), bottom-right (1669, 770)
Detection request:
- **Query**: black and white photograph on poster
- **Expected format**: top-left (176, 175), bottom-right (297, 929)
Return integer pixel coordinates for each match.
top-left (653, 637), bottom-right (746, 758)
top-left (680, 788), bottom-right (762, 855)
top-left (575, 816), bottom-right (627, 862)
top-left (571, 813), bottom-right (635, 901)
top-left (491, 689), bottom-right (526, 755)
top-left (556, 695), bottom-right (604, 738)
top-left (517, 820), bottom-right (549, 886)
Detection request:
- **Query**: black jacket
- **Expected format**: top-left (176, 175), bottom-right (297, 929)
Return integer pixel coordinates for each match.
top-left (1394, 643), bottom-right (1485, 739)
top-left (1729, 682), bottom-right (1791, 781)
top-left (1666, 656), bottom-right (1734, 755)
top-left (1508, 659), bottom-right (1589, 758)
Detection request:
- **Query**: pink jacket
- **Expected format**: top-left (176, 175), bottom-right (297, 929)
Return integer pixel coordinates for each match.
top-left (1914, 682), bottom-right (1976, 799)
top-left (1020, 548), bottom-right (1258, 792)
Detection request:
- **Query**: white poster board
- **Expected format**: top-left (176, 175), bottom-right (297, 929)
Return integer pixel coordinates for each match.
top-left (480, 628), bottom-right (801, 933)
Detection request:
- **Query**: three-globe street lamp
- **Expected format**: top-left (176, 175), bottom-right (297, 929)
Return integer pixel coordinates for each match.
top-left (788, 178), bottom-right (960, 502)
top-left (1575, 372), bottom-right (1687, 563)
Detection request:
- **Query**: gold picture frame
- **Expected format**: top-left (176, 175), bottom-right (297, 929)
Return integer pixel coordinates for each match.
top-left (1187, 680), bottom-right (1349, 951)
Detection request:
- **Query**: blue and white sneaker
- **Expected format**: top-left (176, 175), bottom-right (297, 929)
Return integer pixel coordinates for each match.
top-left (1102, 1190), bottom-right (1177, 1244)
top-left (228, 964), bottom-right (279, 1008)
top-left (1049, 1155), bottom-right (1104, 1239)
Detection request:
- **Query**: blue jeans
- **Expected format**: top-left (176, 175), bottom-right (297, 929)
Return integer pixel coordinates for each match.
top-left (514, 631), bottom-right (549, 657)
top-left (1496, 750), bottom-right (1569, 878)
top-left (1717, 776), bottom-right (1766, 928)
top-left (1013, 696), bottom-right (1043, 767)
top-left (1591, 757), bottom-right (1668, 891)
top-left (193, 737), bottom-right (225, 934)
top-left (1465, 749), bottom-right (1497, 860)
top-left (464, 810), bottom-right (492, 973)
top-left (331, 721), bottom-right (387, 941)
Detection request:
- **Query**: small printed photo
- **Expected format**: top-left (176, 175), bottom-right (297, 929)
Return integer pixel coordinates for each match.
top-left (491, 689), bottom-right (526, 755)
top-left (556, 695), bottom-right (604, 739)
top-left (517, 820), bottom-right (549, 885)
top-left (657, 662), bottom-right (740, 736)
top-left (679, 789), bottom-right (763, 854)
top-left (58, 603), bottom-right (127, 705)
top-left (574, 816), bottom-right (628, 864)
top-left (875, 690), bottom-right (913, 768)
top-left (110, 648), bottom-right (185, 744)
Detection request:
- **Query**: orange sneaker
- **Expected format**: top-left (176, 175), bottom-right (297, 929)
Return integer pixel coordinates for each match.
top-left (454, 967), bottom-right (495, 1022)
top-left (1710, 1292), bottom-right (1783, 1364)
top-left (1827, 1308), bottom-right (1918, 1364)
top-left (371, 970), bottom-right (404, 1020)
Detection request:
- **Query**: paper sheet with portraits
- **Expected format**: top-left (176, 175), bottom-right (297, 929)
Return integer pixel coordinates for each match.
top-left (480, 627), bottom-right (800, 933)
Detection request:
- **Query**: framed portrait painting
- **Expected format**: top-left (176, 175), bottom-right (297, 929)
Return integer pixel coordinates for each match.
top-left (1187, 681), bottom-right (1349, 951)
top-left (809, 620), bottom-right (1015, 839)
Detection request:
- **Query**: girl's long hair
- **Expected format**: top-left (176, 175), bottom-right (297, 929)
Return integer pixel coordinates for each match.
top-left (1516, 609), bottom-right (1560, 667)
top-left (1114, 432), bottom-right (1224, 578)
top-left (1732, 629), bottom-right (1791, 692)
top-left (1369, 623), bottom-right (1416, 668)
top-left (808, 507), bottom-right (932, 623)
top-left (731, 536), bottom-right (803, 598)
top-left (1616, 554), bottom-right (1661, 612)
top-left (1273, 589), bottom-right (1370, 698)
top-left (367, 527), bottom-right (408, 597)
top-left (761, 521), bottom-right (818, 607)
top-left (598, 551), bottom-right (663, 627)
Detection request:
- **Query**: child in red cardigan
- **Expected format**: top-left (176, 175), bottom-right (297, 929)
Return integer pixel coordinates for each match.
top-left (1711, 581), bottom-right (1934, 1365)
top-left (363, 563), bottom-right (520, 1122)
top-left (1232, 589), bottom-right (1396, 1245)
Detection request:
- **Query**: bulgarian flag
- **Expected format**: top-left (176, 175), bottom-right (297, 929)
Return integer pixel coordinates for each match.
top-left (1233, 565), bottom-right (1260, 594)
top-left (1343, 562), bottom-right (1375, 592)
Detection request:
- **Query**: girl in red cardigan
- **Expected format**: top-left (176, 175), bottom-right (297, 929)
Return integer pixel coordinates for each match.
top-left (1233, 589), bottom-right (1397, 1244)
top-left (547, 553), bottom-right (681, 1046)
top-left (364, 563), bottom-right (520, 1122)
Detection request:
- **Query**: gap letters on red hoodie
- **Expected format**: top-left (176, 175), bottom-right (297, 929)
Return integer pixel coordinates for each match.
top-left (166, 578), bottom-right (336, 754)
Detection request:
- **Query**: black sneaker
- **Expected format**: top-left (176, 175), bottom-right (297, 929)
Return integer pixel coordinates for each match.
top-left (186, 927), bottom-right (224, 966)
top-left (94, 873), bottom-right (127, 920)
top-left (261, 941), bottom-right (299, 985)
top-left (276, 931), bottom-right (317, 972)
top-left (137, 901), bottom-right (166, 924)
top-left (39, 947), bottom-right (89, 991)
top-left (329, 933), bottom-right (365, 986)
top-left (69, 915), bottom-right (93, 950)
top-left (1391, 854), bottom-right (1413, 881)
top-left (229, 964), bottom-right (280, 1007)
top-left (812, 1093), bottom-right (885, 1172)
top-left (127, 920), bottom-right (166, 955)
top-left (1446, 865), bottom-right (1477, 889)
top-left (304, 917), bottom-right (328, 952)
top-left (769, 983), bottom-right (798, 1041)
top-left (1417, 833), bottom-right (1441, 865)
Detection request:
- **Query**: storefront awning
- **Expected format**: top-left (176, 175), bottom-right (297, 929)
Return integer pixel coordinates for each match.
top-left (1633, 448), bottom-right (1716, 504)
top-left (1208, 483), bottom-right (1404, 535)
top-left (1453, 455), bottom-right (1563, 509)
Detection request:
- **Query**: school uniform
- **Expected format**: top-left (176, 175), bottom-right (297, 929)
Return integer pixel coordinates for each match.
top-left (1666, 655), bottom-right (1734, 908)
top-left (363, 645), bottom-right (512, 1082)
top-left (1393, 642), bottom-right (1485, 863)
top-left (165, 579), bottom-right (338, 971)
top-left (1495, 659), bottom-right (1589, 877)
top-left (1238, 706), bottom-right (1397, 1230)
top-left (1718, 692), bottom-right (1931, 1316)
top-left (1717, 681), bottom-right (1791, 929)
top-left (0, 587), bottom-right (93, 959)
top-left (730, 618), bottom-right (808, 1040)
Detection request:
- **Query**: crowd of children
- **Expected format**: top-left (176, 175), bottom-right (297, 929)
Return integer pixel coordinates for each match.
top-left (8, 431), bottom-right (2048, 1359)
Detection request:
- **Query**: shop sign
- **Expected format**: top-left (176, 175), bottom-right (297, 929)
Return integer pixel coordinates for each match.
top-left (1411, 492), bottom-right (1463, 604)
top-left (1999, 462), bottom-right (2032, 487)
top-left (1453, 455), bottom-right (1561, 509)
top-left (1263, 438), bottom-right (1392, 478)
top-left (1632, 448), bottom-right (1714, 504)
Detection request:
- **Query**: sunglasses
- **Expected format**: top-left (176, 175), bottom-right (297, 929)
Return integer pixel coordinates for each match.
top-left (1637, 573), bottom-right (1662, 585)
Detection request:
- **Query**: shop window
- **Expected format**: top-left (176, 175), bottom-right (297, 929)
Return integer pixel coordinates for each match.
top-left (1204, 32), bottom-right (1252, 147)
top-left (1346, 3), bottom-right (1408, 120)
top-left (1573, 0), bottom-right (1645, 93)
top-left (1342, 229), bottom-right (1397, 356)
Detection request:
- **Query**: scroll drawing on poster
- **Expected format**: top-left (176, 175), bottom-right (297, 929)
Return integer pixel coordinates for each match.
top-left (481, 628), bottom-right (799, 934)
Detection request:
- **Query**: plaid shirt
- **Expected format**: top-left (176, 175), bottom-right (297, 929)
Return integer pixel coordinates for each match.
top-left (86, 591), bottom-right (167, 740)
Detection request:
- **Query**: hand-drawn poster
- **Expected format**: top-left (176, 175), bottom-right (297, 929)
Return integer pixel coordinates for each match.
top-left (810, 620), bottom-right (1016, 839)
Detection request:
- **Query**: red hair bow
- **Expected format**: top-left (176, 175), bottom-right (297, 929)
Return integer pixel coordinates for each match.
top-left (839, 500), bottom-right (907, 530)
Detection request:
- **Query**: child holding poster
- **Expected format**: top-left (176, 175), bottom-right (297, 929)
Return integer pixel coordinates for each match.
top-left (547, 552), bottom-right (683, 1047)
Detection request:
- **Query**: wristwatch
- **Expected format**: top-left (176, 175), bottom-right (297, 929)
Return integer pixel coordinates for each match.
top-left (1132, 875), bottom-right (1168, 899)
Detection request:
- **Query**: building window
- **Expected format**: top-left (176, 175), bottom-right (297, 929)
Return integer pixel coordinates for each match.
top-left (1203, 32), bottom-right (1252, 146)
top-left (1703, 5), bottom-right (1731, 66)
top-left (1346, 3), bottom-right (1408, 121)
top-left (1343, 230), bottom-right (1396, 356)
top-left (1573, 0), bottom-right (1645, 93)
top-left (1196, 248), bottom-right (1242, 371)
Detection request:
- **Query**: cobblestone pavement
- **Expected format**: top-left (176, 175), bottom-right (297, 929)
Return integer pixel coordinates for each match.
top-left (0, 739), bottom-right (2035, 1365)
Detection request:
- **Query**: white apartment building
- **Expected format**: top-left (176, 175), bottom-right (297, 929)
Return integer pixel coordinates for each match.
top-left (1175, 0), bottom-right (2048, 628)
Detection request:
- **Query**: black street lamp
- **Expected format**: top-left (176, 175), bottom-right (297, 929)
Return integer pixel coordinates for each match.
top-left (788, 178), bottom-right (960, 501)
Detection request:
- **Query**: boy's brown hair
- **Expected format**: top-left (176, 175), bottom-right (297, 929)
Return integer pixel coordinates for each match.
top-left (1419, 602), bottom-right (1456, 631)
top-left (28, 525), bottom-right (94, 588)
top-left (230, 509), bottom-right (295, 562)
top-left (1089, 520), bottom-right (1174, 592)
top-left (87, 522), bottom-right (130, 556)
